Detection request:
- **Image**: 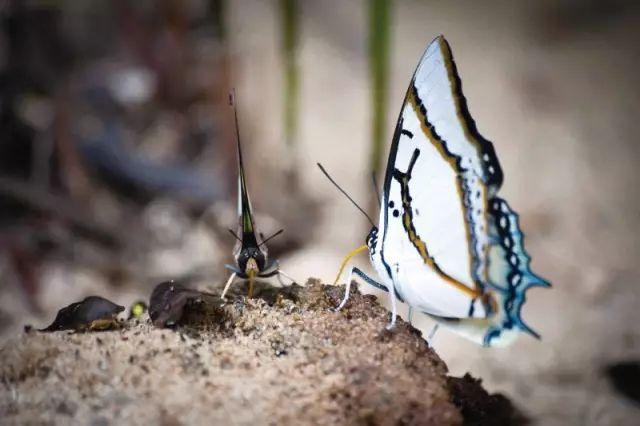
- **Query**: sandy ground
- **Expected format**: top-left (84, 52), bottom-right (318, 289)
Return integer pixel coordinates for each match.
top-left (0, 280), bottom-right (515, 426)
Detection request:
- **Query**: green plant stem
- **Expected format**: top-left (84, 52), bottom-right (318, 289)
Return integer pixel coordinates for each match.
top-left (369, 0), bottom-right (391, 210)
top-left (281, 0), bottom-right (299, 150)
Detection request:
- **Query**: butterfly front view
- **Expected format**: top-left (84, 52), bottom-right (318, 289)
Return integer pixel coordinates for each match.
top-left (221, 94), bottom-right (295, 300)
top-left (323, 35), bottom-right (551, 347)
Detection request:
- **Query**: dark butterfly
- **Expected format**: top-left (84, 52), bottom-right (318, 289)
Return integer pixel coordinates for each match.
top-left (221, 93), bottom-right (295, 299)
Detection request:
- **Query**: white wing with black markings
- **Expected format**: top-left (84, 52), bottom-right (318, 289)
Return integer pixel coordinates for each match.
top-left (369, 36), bottom-right (550, 346)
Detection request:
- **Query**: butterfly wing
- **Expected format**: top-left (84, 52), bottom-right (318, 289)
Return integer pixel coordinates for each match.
top-left (375, 111), bottom-right (489, 319)
top-left (237, 138), bottom-right (260, 249)
top-left (424, 198), bottom-right (551, 347)
top-left (374, 36), bottom-right (549, 342)
top-left (482, 197), bottom-right (550, 343)
top-left (231, 98), bottom-right (262, 253)
top-left (376, 36), bottom-right (496, 318)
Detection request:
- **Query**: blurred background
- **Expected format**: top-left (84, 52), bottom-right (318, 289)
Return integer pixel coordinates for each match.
top-left (1, 0), bottom-right (639, 424)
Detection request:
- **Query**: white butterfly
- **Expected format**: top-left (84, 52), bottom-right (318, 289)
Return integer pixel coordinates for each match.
top-left (326, 35), bottom-right (550, 347)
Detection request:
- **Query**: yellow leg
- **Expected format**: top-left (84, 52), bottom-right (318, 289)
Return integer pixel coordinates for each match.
top-left (333, 244), bottom-right (368, 285)
top-left (248, 269), bottom-right (256, 298)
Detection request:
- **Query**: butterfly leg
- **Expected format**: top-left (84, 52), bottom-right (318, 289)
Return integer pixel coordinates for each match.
top-left (336, 267), bottom-right (387, 311)
top-left (427, 323), bottom-right (440, 346)
top-left (277, 270), bottom-right (297, 285)
top-left (335, 266), bottom-right (355, 310)
top-left (407, 306), bottom-right (414, 326)
top-left (352, 267), bottom-right (388, 292)
top-left (220, 272), bottom-right (237, 300)
top-left (385, 264), bottom-right (403, 330)
top-left (385, 287), bottom-right (398, 330)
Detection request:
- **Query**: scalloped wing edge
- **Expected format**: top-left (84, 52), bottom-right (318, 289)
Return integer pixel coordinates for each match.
top-left (482, 197), bottom-right (551, 346)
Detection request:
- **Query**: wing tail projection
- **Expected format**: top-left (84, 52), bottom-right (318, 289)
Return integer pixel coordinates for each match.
top-left (426, 197), bottom-right (550, 347)
top-left (483, 197), bottom-right (550, 345)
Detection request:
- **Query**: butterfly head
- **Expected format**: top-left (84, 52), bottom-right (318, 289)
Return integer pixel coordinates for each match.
top-left (238, 246), bottom-right (266, 276)
top-left (366, 227), bottom-right (379, 252)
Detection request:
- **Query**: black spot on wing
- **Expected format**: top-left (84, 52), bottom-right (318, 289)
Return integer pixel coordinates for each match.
top-left (401, 129), bottom-right (414, 138)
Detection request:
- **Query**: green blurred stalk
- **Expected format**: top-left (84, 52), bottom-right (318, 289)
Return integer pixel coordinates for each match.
top-left (281, 0), bottom-right (299, 150)
top-left (369, 0), bottom-right (391, 186)
top-left (210, 0), bottom-right (226, 41)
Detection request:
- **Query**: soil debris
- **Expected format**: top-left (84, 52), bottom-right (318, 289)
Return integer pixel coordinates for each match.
top-left (1, 279), bottom-right (515, 425)
top-left (448, 373), bottom-right (528, 426)
top-left (38, 296), bottom-right (124, 332)
top-left (148, 281), bottom-right (224, 328)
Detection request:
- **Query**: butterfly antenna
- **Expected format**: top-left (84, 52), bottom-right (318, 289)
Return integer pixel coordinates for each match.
top-left (228, 90), bottom-right (245, 172)
top-left (259, 229), bottom-right (284, 247)
top-left (372, 172), bottom-right (381, 205)
top-left (228, 228), bottom-right (242, 242)
top-left (317, 163), bottom-right (375, 227)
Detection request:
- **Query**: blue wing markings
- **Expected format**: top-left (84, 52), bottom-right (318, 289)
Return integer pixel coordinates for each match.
top-left (483, 197), bottom-right (551, 345)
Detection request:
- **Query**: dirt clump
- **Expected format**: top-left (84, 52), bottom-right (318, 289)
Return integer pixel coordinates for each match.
top-left (0, 279), bottom-right (512, 425)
